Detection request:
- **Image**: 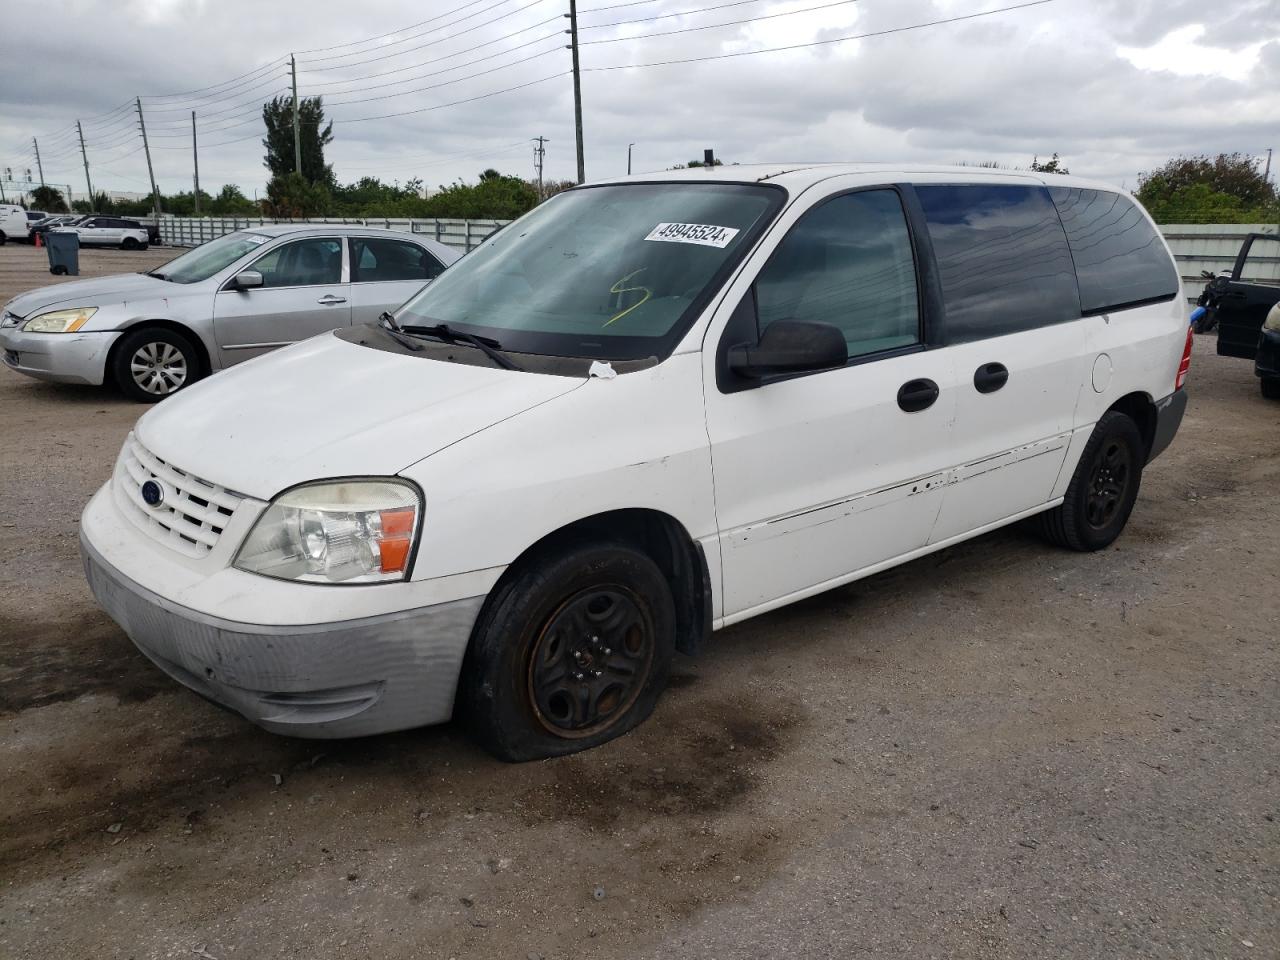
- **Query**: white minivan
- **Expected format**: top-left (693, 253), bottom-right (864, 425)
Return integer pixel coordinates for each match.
top-left (80, 165), bottom-right (1191, 760)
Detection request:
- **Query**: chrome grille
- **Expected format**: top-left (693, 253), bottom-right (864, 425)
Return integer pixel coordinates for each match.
top-left (113, 432), bottom-right (244, 558)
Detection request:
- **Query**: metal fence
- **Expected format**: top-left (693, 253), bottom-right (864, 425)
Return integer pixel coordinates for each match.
top-left (156, 217), bottom-right (1279, 299)
top-left (1161, 223), bottom-right (1279, 301)
top-left (159, 216), bottom-right (509, 252)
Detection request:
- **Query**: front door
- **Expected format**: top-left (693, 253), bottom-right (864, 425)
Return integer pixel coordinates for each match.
top-left (704, 186), bottom-right (958, 622)
top-left (212, 236), bottom-right (350, 366)
top-left (1217, 234), bottom-right (1280, 360)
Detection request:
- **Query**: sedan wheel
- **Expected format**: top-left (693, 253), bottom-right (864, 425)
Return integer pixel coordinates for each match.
top-left (111, 327), bottom-right (202, 403)
top-left (130, 341), bottom-right (188, 396)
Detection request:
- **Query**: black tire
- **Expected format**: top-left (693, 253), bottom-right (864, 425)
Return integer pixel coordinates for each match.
top-left (0, 232), bottom-right (7, 246)
top-left (1033, 411), bottom-right (1145, 552)
top-left (121, 237), bottom-right (140, 250)
top-left (140, 243), bottom-right (149, 251)
top-left (458, 541), bottom-right (676, 762)
top-left (1261, 377), bottom-right (1280, 401)
top-left (111, 327), bottom-right (201, 403)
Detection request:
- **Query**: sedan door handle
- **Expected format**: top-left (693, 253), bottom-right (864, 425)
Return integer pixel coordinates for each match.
top-left (973, 361), bottom-right (1009, 394)
top-left (316, 295), bottom-right (347, 305)
top-left (897, 378), bottom-right (940, 413)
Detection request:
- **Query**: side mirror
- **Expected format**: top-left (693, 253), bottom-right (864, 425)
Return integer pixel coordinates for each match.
top-left (728, 319), bottom-right (848, 379)
top-left (230, 270), bottom-right (264, 291)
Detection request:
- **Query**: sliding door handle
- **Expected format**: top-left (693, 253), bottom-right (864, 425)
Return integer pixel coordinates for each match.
top-left (897, 378), bottom-right (940, 413)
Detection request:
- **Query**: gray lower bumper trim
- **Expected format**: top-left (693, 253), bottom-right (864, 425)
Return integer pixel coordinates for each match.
top-left (81, 534), bottom-right (485, 738)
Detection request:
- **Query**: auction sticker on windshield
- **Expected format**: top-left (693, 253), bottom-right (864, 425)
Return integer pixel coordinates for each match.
top-left (644, 222), bottom-right (740, 248)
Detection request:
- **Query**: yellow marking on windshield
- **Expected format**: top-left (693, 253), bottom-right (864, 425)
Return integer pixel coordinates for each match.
top-left (603, 268), bottom-right (652, 327)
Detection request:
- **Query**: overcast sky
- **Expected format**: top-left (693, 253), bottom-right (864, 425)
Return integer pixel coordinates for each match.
top-left (2, 0), bottom-right (1277, 202)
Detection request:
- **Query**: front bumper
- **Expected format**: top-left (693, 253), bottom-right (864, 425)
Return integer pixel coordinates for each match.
top-left (1255, 329), bottom-right (1280, 380)
top-left (0, 326), bottom-right (118, 385)
top-left (82, 533), bottom-right (485, 739)
top-left (1146, 388), bottom-right (1187, 465)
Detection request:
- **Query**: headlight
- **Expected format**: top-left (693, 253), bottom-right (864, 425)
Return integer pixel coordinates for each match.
top-left (23, 307), bottom-right (98, 333)
top-left (1264, 304), bottom-right (1280, 334)
top-left (234, 480), bottom-right (421, 584)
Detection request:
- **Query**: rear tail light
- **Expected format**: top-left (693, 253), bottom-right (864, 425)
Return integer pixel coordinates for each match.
top-left (1175, 325), bottom-right (1194, 391)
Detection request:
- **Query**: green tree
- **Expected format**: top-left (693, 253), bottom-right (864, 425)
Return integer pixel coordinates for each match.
top-left (1137, 154), bottom-right (1278, 224)
top-left (30, 185), bottom-right (68, 212)
top-left (262, 95), bottom-right (334, 186)
top-left (264, 171), bottom-right (331, 217)
top-left (1030, 153), bottom-right (1070, 174)
top-left (419, 171), bottom-right (539, 219)
top-left (209, 184), bottom-right (258, 215)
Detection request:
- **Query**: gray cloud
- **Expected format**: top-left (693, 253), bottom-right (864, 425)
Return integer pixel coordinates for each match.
top-left (2, 0), bottom-right (1276, 201)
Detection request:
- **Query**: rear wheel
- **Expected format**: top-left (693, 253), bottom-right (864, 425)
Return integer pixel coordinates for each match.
top-left (0, 231), bottom-right (7, 246)
top-left (1261, 377), bottom-right (1280, 400)
top-left (111, 327), bottom-right (201, 402)
top-left (121, 237), bottom-right (140, 250)
top-left (459, 542), bottom-right (676, 762)
top-left (1033, 411), bottom-right (1144, 552)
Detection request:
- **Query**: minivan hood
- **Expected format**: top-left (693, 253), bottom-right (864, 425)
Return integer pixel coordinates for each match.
top-left (135, 332), bottom-right (584, 500)
top-left (3, 273), bottom-right (172, 318)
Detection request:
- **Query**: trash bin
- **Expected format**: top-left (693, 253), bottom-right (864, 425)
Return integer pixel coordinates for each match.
top-left (46, 229), bottom-right (80, 276)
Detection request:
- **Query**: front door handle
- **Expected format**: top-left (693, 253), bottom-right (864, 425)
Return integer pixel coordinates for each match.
top-left (317, 295), bottom-right (347, 305)
top-left (973, 361), bottom-right (1009, 394)
top-left (897, 378), bottom-right (940, 413)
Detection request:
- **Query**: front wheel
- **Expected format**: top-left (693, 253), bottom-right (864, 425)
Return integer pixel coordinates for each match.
top-left (1261, 377), bottom-right (1280, 400)
top-left (459, 542), bottom-right (676, 762)
top-left (111, 327), bottom-right (201, 402)
top-left (1033, 411), bottom-right (1144, 551)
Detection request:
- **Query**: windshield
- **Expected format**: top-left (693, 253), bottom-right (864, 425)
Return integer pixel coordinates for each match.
top-left (393, 182), bottom-right (783, 360)
top-left (151, 231), bottom-right (272, 284)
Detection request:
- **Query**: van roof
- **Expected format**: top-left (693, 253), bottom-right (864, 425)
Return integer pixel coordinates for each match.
top-left (592, 163), bottom-right (1126, 195)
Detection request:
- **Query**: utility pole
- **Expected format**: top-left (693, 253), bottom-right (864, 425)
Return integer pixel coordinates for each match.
top-left (1265, 147), bottom-right (1273, 184)
top-left (136, 96), bottom-right (163, 219)
top-left (627, 142), bottom-right (634, 176)
top-left (566, 0), bottom-right (585, 184)
top-left (31, 138), bottom-right (44, 188)
top-left (76, 121), bottom-right (94, 207)
top-left (291, 54), bottom-right (302, 176)
top-left (192, 111), bottom-right (201, 214)
top-left (533, 136), bottom-right (547, 197)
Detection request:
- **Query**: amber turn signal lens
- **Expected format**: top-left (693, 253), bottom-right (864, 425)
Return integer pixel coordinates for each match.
top-left (378, 537), bottom-right (412, 573)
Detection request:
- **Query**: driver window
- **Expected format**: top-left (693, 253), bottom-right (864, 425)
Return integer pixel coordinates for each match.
top-left (252, 238), bottom-right (343, 288)
top-left (755, 190), bottom-right (920, 358)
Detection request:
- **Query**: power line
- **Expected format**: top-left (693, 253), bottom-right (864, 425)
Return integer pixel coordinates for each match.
top-left (583, 0), bottom-right (1057, 67)
top-left (299, 0), bottom-right (550, 71)
top-left (582, 0), bottom-right (867, 44)
top-left (320, 47), bottom-right (562, 107)
top-left (300, 0), bottom-right (541, 66)
top-left (581, 0), bottom-right (777, 30)
top-left (295, 0), bottom-right (501, 54)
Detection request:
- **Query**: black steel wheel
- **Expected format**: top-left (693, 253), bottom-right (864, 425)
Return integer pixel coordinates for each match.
top-left (1261, 377), bottom-right (1280, 401)
top-left (1032, 410), bottom-right (1144, 552)
top-left (460, 541), bottom-right (675, 761)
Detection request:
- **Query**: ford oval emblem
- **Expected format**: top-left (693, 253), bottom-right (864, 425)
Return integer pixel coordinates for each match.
top-left (141, 479), bottom-right (164, 507)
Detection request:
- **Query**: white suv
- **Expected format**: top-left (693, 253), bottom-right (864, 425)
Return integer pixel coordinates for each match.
top-left (79, 164), bottom-right (1191, 760)
top-left (65, 216), bottom-right (150, 249)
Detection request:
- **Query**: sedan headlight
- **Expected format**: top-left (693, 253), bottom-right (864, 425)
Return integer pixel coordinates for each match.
top-left (23, 307), bottom-right (98, 333)
top-left (235, 480), bottom-right (421, 584)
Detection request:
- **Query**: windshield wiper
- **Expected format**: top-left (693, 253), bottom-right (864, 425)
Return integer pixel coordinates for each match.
top-left (378, 310), bottom-right (403, 333)
top-left (144, 271), bottom-right (168, 281)
top-left (399, 322), bottom-right (522, 372)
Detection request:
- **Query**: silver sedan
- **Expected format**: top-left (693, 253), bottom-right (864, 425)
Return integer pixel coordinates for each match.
top-left (0, 225), bottom-right (460, 401)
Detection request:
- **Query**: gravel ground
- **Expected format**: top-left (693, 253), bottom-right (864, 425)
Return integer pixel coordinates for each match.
top-left (0, 243), bottom-right (1276, 959)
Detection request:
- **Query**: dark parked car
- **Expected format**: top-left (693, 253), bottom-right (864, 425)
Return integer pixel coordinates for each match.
top-left (1199, 232), bottom-right (1280, 399)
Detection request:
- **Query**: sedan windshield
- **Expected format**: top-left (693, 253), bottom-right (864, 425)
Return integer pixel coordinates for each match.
top-left (151, 231), bottom-right (272, 284)
top-left (393, 182), bottom-right (783, 360)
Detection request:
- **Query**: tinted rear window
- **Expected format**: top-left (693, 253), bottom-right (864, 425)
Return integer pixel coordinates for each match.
top-left (916, 184), bottom-right (1080, 342)
top-left (1048, 188), bottom-right (1178, 312)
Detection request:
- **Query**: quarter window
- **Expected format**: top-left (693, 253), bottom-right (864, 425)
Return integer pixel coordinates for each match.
top-left (755, 189), bottom-right (920, 358)
top-left (251, 238), bottom-right (343, 288)
top-left (351, 238), bottom-right (443, 283)
top-left (917, 184), bottom-right (1080, 342)
top-left (1048, 187), bottom-right (1179, 311)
